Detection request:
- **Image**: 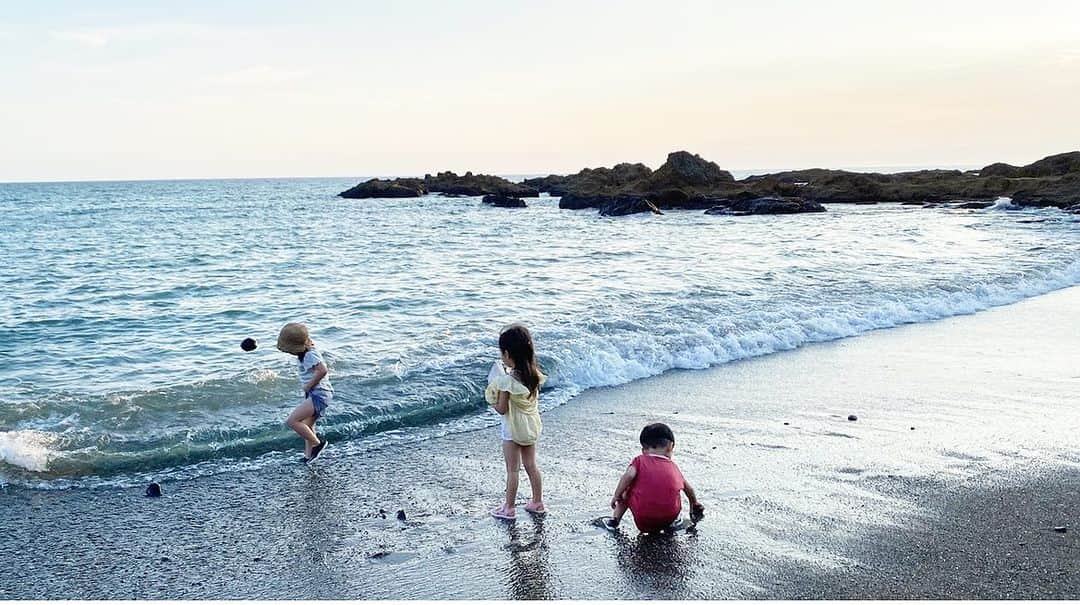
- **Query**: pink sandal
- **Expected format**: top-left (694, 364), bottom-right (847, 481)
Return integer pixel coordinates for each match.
top-left (524, 501), bottom-right (547, 514)
top-left (490, 505), bottom-right (516, 520)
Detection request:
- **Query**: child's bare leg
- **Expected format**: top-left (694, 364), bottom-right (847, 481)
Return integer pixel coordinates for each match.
top-left (502, 440), bottom-right (521, 509)
top-left (286, 399), bottom-right (320, 456)
top-left (520, 444), bottom-right (543, 505)
top-left (612, 499), bottom-right (628, 523)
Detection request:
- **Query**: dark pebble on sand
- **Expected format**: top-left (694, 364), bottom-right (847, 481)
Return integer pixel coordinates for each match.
top-left (783, 422), bottom-right (790, 426)
top-left (145, 482), bottom-right (162, 497)
top-left (1053, 526), bottom-right (1067, 533)
top-left (848, 414), bottom-right (858, 421)
top-left (396, 510), bottom-right (407, 521)
top-left (910, 426), bottom-right (915, 430)
top-left (712, 446), bottom-right (717, 449)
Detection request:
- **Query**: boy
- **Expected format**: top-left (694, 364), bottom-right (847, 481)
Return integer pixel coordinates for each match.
top-left (607, 423), bottom-right (704, 532)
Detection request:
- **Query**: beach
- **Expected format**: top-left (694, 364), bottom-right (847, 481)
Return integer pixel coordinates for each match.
top-left (4, 285), bottom-right (1078, 599)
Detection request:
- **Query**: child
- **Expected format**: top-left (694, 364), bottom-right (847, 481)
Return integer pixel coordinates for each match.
top-left (276, 322), bottom-right (332, 462)
top-left (607, 423), bottom-right (704, 532)
top-left (485, 324), bottom-right (546, 520)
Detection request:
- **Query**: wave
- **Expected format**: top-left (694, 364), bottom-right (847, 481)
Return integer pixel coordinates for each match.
top-left (3, 257), bottom-right (1079, 489)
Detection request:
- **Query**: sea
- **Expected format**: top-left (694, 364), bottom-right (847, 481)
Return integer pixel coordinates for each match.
top-left (1, 176), bottom-right (1078, 489)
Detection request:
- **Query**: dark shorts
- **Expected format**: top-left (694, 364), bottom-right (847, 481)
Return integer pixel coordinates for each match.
top-left (308, 389), bottom-right (332, 420)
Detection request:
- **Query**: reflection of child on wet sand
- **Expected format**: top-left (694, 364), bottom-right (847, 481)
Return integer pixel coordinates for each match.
top-left (606, 423), bottom-right (704, 532)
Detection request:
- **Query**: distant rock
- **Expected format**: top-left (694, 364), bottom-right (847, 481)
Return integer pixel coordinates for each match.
top-left (647, 151), bottom-right (734, 189)
top-left (1010, 173), bottom-right (1080, 209)
top-left (980, 151), bottom-right (1080, 178)
top-left (424, 171), bottom-right (539, 198)
top-left (956, 201), bottom-right (994, 209)
top-left (599, 197), bottom-right (663, 217)
top-left (339, 172), bottom-right (537, 199)
top-left (705, 196), bottom-right (826, 215)
top-left (482, 194), bottom-right (527, 208)
top-left (338, 178), bottom-right (425, 199)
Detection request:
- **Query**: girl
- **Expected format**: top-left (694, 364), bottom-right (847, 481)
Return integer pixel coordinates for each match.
top-left (276, 322), bottom-right (332, 462)
top-left (486, 323), bottom-right (546, 519)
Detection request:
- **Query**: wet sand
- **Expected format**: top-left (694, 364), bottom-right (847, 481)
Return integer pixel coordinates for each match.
top-left (2, 287), bottom-right (1078, 599)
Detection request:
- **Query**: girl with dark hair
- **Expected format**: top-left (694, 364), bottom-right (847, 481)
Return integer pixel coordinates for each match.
top-left (485, 323), bottom-right (546, 519)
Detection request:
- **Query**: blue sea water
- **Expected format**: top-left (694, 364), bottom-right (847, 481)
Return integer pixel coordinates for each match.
top-left (0, 178), bottom-right (1077, 488)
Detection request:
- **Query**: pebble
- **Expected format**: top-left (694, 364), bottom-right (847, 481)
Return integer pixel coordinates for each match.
top-left (783, 422), bottom-right (789, 426)
top-left (910, 427), bottom-right (915, 430)
top-left (847, 415), bottom-right (858, 421)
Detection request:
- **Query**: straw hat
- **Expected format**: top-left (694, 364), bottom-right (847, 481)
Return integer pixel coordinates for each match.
top-left (276, 322), bottom-right (310, 354)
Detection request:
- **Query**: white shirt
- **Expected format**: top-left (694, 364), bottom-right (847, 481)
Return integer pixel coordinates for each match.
top-left (298, 348), bottom-right (333, 393)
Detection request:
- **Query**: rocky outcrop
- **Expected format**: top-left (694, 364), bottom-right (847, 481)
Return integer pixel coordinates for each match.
top-left (340, 172), bottom-right (537, 199)
top-left (705, 196), bottom-right (826, 215)
top-left (423, 171), bottom-right (538, 198)
top-left (1010, 173), bottom-right (1080, 209)
top-left (343, 150), bottom-right (1080, 211)
top-left (481, 194), bottom-right (527, 208)
top-left (338, 178), bottom-right (425, 198)
top-left (599, 198), bottom-right (663, 217)
top-left (980, 151), bottom-right (1080, 178)
top-left (646, 151), bottom-right (734, 189)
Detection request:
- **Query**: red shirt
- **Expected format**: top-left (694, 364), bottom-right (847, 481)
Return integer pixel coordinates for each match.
top-left (627, 454), bottom-right (685, 531)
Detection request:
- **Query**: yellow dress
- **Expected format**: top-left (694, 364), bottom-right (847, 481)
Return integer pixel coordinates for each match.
top-left (485, 372), bottom-right (545, 446)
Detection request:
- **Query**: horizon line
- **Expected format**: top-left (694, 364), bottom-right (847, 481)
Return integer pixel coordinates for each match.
top-left (0, 162), bottom-right (985, 186)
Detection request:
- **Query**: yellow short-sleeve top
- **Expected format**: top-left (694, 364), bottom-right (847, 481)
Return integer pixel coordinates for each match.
top-left (485, 372), bottom-right (545, 446)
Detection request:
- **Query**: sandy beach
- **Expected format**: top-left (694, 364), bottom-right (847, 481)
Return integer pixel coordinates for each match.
top-left (3, 286), bottom-right (1078, 599)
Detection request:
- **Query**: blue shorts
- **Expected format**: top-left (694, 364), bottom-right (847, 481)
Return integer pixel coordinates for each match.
top-left (307, 389), bottom-right (332, 420)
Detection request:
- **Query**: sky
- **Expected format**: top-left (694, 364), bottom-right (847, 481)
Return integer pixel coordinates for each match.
top-left (2, 0), bottom-right (1079, 182)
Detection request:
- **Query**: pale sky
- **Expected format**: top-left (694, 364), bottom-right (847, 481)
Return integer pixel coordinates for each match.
top-left (2, 0), bottom-right (1079, 182)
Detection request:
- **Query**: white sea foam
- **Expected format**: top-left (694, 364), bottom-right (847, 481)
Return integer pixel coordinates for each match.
top-left (0, 430), bottom-right (58, 472)
top-left (549, 260), bottom-right (1080, 394)
top-left (983, 196), bottom-right (1016, 211)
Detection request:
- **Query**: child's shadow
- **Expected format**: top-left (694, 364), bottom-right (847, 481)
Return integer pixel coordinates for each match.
top-left (608, 524), bottom-right (697, 596)
top-left (499, 515), bottom-right (554, 599)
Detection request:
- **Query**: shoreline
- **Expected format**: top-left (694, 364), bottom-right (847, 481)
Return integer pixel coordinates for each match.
top-left (2, 287), bottom-right (1078, 599)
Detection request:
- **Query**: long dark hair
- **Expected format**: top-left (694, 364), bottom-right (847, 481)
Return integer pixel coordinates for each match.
top-left (499, 324), bottom-right (542, 398)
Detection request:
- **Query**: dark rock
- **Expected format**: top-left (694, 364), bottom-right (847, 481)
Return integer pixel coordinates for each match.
top-left (145, 482), bottom-right (162, 498)
top-left (647, 151), bottom-right (734, 189)
top-left (957, 201), bottom-right (994, 209)
top-left (980, 151), bottom-right (1080, 178)
top-left (424, 171), bottom-right (539, 198)
top-left (486, 197), bottom-right (527, 211)
top-left (705, 196), bottom-right (825, 215)
top-left (1011, 174), bottom-right (1080, 209)
top-left (647, 188), bottom-right (691, 206)
top-left (396, 510), bottom-right (407, 521)
top-left (240, 337), bottom-right (257, 352)
top-left (598, 197), bottom-right (663, 217)
top-left (339, 178), bottom-right (425, 199)
top-left (339, 172), bottom-right (537, 199)
top-left (847, 415), bottom-right (858, 422)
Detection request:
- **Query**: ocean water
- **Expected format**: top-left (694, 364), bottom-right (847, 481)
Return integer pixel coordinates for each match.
top-left (1, 178), bottom-right (1077, 489)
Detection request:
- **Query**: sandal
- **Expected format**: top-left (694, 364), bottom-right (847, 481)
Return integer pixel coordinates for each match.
top-left (524, 501), bottom-right (547, 514)
top-left (490, 505), bottom-right (516, 520)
